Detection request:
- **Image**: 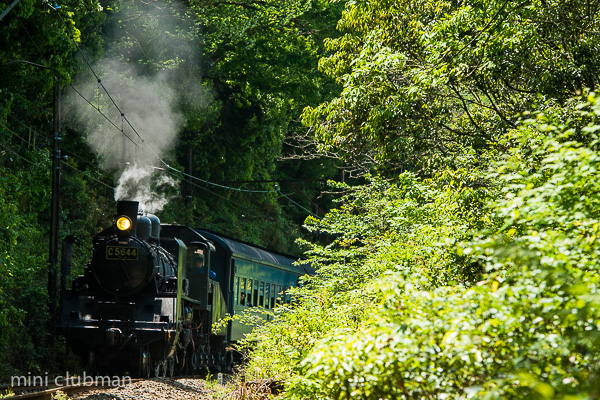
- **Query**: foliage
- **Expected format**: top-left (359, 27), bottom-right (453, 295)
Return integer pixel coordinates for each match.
top-left (96, 0), bottom-right (341, 184)
top-left (302, 0), bottom-right (600, 174)
top-left (244, 94), bottom-right (600, 399)
top-left (0, 0), bottom-right (342, 382)
top-left (242, 170), bottom-right (493, 380)
top-left (299, 172), bottom-right (493, 292)
top-left (0, 0), bottom-right (104, 124)
top-left (0, 387), bottom-right (14, 398)
top-left (0, 153), bottom-right (52, 380)
top-left (0, 0), bottom-right (106, 379)
top-left (51, 390), bottom-right (71, 400)
top-left (180, 0), bottom-right (343, 241)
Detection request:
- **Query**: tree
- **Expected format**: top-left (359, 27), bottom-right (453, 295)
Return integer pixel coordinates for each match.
top-left (302, 0), bottom-right (600, 175)
top-left (241, 169), bottom-right (493, 381)
top-left (0, 0), bottom-right (104, 133)
top-left (245, 94), bottom-right (600, 399)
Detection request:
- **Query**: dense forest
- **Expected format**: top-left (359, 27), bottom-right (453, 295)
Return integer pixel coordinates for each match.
top-left (2, 0), bottom-right (600, 398)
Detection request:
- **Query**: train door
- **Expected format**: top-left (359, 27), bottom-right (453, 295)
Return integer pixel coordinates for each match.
top-left (186, 242), bottom-right (211, 308)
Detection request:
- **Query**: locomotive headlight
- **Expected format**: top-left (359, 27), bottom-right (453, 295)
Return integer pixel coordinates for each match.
top-left (116, 216), bottom-right (132, 231)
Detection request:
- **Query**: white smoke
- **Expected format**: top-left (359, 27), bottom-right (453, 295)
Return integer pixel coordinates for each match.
top-left (114, 164), bottom-right (178, 214)
top-left (69, 62), bottom-right (183, 213)
top-left (65, 0), bottom-right (206, 214)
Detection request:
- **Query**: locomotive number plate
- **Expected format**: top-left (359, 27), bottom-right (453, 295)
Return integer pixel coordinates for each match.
top-left (106, 246), bottom-right (138, 260)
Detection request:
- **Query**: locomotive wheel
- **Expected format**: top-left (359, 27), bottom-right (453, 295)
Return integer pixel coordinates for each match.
top-left (87, 350), bottom-right (97, 376)
top-left (182, 351), bottom-right (196, 375)
top-left (191, 352), bottom-right (199, 372)
top-left (225, 350), bottom-right (234, 373)
top-left (167, 357), bottom-right (175, 378)
top-left (140, 352), bottom-right (151, 378)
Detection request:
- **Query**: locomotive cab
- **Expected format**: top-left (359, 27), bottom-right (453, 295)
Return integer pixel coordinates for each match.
top-left (158, 233), bottom-right (222, 314)
top-left (187, 244), bottom-right (214, 299)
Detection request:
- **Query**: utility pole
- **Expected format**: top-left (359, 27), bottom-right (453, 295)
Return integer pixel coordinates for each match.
top-left (6, 60), bottom-right (62, 345)
top-left (48, 82), bottom-right (61, 346)
top-left (185, 146), bottom-right (193, 205)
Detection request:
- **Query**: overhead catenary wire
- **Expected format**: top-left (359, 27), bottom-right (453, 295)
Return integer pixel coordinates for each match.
top-left (163, 166), bottom-right (318, 217)
top-left (0, 137), bottom-right (117, 204)
top-left (0, 119), bottom-right (35, 146)
top-left (275, 189), bottom-right (317, 217)
top-left (1, 9), bottom-right (125, 198)
top-left (0, 119), bottom-right (117, 193)
top-left (0, 0), bottom-right (22, 22)
top-left (4, 97), bottom-right (317, 219)
top-left (0, 140), bottom-right (39, 165)
top-left (62, 161), bottom-right (116, 191)
top-left (1, 106), bottom-right (50, 145)
top-left (2, 106), bottom-right (119, 191)
top-left (41, 3), bottom-right (291, 190)
top-left (43, 0), bottom-right (147, 147)
top-left (1, 0), bottom-right (323, 228)
top-left (172, 166), bottom-right (276, 194)
top-left (69, 85), bottom-right (141, 148)
top-left (161, 166), bottom-right (277, 221)
top-left (2, 24), bottom-right (140, 151)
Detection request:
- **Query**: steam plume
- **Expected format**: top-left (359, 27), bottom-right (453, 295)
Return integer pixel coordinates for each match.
top-left (68, 61), bottom-right (183, 213)
top-left (64, 0), bottom-right (212, 213)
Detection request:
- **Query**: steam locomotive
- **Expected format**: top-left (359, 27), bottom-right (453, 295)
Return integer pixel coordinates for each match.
top-left (58, 200), bottom-right (310, 377)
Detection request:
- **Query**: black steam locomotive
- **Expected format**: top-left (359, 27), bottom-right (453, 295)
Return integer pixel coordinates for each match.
top-left (58, 200), bottom-right (310, 377)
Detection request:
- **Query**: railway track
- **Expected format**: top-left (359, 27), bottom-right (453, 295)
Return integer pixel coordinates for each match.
top-left (1, 378), bottom-right (143, 400)
top-left (0, 376), bottom-right (217, 400)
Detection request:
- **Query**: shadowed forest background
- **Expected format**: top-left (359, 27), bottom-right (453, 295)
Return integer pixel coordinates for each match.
top-left (2, 0), bottom-right (600, 398)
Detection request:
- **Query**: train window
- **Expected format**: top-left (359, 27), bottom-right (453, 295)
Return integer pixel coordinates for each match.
top-left (259, 282), bottom-right (265, 307)
top-left (264, 283), bottom-right (270, 309)
top-left (276, 285), bottom-right (282, 305)
top-left (234, 277), bottom-right (239, 306)
top-left (285, 287), bottom-right (291, 304)
top-left (270, 285), bottom-right (276, 309)
top-left (188, 249), bottom-right (205, 276)
top-left (247, 279), bottom-right (252, 306)
top-left (239, 278), bottom-right (246, 305)
top-left (253, 280), bottom-right (259, 307)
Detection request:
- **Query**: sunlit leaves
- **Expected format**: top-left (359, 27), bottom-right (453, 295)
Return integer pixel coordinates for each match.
top-left (243, 170), bottom-right (493, 387)
top-left (274, 94), bottom-right (600, 399)
top-left (302, 0), bottom-right (600, 174)
top-left (0, 162), bottom-right (52, 379)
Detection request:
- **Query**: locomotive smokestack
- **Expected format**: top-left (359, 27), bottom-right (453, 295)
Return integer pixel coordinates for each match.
top-left (117, 200), bottom-right (139, 235)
